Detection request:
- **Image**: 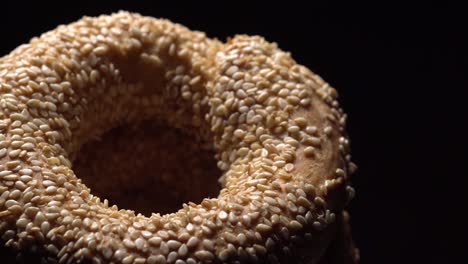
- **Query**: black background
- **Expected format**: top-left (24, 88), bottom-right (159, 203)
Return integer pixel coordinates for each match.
top-left (0, 2), bottom-right (465, 263)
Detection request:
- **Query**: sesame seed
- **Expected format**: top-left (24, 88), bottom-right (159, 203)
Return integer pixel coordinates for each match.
top-left (256, 223), bottom-right (272, 233)
top-left (147, 255), bottom-right (166, 264)
top-left (304, 146), bottom-right (315, 157)
top-left (148, 236), bottom-right (162, 246)
top-left (194, 250), bottom-right (214, 261)
top-left (225, 66), bottom-right (239, 76)
top-left (186, 237), bottom-right (199, 248)
top-left (167, 240), bottom-right (182, 250)
top-left (323, 126), bottom-right (333, 136)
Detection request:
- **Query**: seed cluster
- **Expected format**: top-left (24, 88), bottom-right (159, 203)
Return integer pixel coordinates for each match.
top-left (0, 12), bottom-right (358, 264)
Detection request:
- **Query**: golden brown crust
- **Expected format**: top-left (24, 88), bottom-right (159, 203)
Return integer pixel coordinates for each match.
top-left (0, 11), bottom-right (357, 263)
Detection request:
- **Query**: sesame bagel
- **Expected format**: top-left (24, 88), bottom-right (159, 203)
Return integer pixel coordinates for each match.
top-left (0, 11), bottom-right (358, 264)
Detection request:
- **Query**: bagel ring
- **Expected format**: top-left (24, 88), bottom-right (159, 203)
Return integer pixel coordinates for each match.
top-left (0, 12), bottom-right (358, 263)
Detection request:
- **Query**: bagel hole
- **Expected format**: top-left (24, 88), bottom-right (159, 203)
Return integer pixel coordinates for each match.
top-left (72, 121), bottom-right (222, 216)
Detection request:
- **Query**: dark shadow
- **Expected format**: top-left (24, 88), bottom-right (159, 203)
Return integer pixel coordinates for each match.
top-left (73, 121), bottom-right (222, 216)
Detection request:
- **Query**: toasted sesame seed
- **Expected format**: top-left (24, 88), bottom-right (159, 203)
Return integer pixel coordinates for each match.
top-left (256, 223), bottom-right (272, 233)
top-left (194, 250), bottom-right (214, 261)
top-left (304, 146), bottom-right (315, 157)
top-left (225, 66), bottom-right (239, 76)
top-left (0, 148), bottom-right (6, 158)
top-left (167, 239), bottom-right (182, 250)
top-left (148, 236), bottom-right (163, 246)
top-left (186, 236), bottom-right (199, 248)
top-left (335, 168), bottom-right (346, 178)
top-left (306, 126), bottom-right (318, 134)
top-left (147, 255), bottom-right (166, 264)
top-left (167, 252), bottom-right (178, 263)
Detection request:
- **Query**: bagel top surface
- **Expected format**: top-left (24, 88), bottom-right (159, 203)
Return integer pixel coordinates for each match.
top-left (0, 11), bottom-right (357, 264)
